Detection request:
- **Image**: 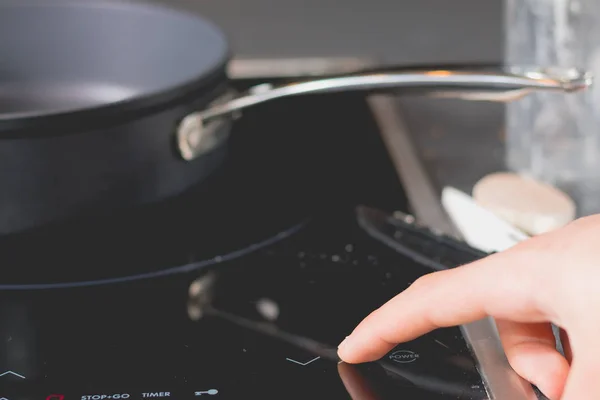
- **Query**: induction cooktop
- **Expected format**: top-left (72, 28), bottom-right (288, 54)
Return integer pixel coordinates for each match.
top-left (0, 69), bottom-right (524, 400)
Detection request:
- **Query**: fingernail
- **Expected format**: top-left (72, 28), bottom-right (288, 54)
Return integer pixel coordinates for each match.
top-left (338, 336), bottom-right (350, 350)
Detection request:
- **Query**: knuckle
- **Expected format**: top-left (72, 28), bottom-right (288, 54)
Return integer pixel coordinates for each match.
top-left (408, 271), bottom-right (436, 290)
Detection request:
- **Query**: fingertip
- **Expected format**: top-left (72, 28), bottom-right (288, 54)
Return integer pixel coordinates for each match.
top-left (535, 359), bottom-right (569, 400)
top-left (508, 343), bottom-right (569, 400)
top-left (337, 333), bottom-right (393, 364)
top-left (337, 343), bottom-right (356, 364)
top-left (337, 336), bottom-right (355, 363)
top-left (337, 335), bottom-right (369, 364)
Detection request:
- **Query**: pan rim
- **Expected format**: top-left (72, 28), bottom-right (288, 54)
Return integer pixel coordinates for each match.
top-left (0, 0), bottom-right (232, 137)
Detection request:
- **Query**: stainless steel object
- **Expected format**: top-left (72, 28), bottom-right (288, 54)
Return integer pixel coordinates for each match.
top-left (177, 66), bottom-right (593, 160)
top-left (368, 94), bottom-right (538, 400)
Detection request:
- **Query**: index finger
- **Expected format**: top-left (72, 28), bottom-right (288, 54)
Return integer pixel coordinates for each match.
top-left (337, 249), bottom-right (551, 363)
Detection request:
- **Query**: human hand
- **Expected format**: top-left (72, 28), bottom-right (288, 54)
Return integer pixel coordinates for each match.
top-left (337, 214), bottom-right (600, 400)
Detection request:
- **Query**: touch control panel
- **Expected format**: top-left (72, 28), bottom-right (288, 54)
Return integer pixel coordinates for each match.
top-left (0, 209), bottom-right (489, 400)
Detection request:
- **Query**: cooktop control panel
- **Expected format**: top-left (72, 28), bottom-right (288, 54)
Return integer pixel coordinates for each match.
top-left (0, 208), bottom-right (489, 400)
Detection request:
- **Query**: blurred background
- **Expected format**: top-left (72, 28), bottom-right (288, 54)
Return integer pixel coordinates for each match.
top-left (149, 0), bottom-right (502, 64)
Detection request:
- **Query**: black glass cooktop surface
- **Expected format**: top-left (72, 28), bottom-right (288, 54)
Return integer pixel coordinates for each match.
top-left (0, 80), bottom-right (489, 399)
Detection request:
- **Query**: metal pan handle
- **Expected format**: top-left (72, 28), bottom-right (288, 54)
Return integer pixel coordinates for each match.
top-left (176, 65), bottom-right (592, 161)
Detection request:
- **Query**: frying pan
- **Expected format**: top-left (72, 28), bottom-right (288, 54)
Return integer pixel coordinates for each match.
top-left (0, 0), bottom-right (592, 235)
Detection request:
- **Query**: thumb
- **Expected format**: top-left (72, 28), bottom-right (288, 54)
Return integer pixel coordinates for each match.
top-left (561, 331), bottom-right (600, 400)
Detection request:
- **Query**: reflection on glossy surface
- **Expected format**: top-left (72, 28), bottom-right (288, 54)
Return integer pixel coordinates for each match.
top-left (0, 303), bottom-right (39, 382)
top-left (0, 207), bottom-right (490, 400)
top-left (338, 362), bottom-right (381, 400)
top-left (181, 208), bottom-right (489, 399)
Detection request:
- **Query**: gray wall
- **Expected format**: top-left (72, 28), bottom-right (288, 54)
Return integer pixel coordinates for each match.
top-left (151, 0), bottom-right (503, 64)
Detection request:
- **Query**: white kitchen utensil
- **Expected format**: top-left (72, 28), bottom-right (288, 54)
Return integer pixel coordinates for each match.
top-left (441, 186), bottom-right (529, 253)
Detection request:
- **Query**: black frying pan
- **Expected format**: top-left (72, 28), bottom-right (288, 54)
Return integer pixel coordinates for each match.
top-left (0, 0), bottom-right (590, 235)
